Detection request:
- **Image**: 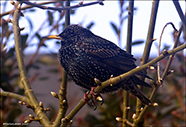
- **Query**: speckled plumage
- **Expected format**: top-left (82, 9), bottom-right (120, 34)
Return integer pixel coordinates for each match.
top-left (57, 25), bottom-right (151, 105)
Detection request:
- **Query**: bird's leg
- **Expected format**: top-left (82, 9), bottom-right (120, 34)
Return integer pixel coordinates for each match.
top-left (83, 87), bottom-right (97, 110)
top-left (84, 90), bottom-right (91, 105)
top-left (83, 87), bottom-right (104, 110)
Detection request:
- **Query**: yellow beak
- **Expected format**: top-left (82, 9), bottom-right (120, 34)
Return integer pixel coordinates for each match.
top-left (43, 35), bottom-right (63, 41)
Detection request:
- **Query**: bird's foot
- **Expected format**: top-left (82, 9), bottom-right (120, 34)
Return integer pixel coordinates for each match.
top-left (83, 87), bottom-right (104, 110)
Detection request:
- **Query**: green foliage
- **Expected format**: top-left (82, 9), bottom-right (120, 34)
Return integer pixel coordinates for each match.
top-left (132, 40), bottom-right (144, 46)
top-left (47, 11), bottom-right (53, 26)
top-left (25, 16), bottom-right (33, 31)
top-left (86, 22), bottom-right (94, 30)
top-left (110, 22), bottom-right (119, 35)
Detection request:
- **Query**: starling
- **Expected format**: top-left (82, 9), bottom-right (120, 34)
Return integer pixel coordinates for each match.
top-left (44, 24), bottom-right (152, 105)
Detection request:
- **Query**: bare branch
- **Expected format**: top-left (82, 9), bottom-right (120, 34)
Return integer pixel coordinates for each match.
top-left (0, 1), bottom-right (57, 17)
top-left (161, 22), bottom-right (184, 80)
top-left (0, 89), bottom-right (29, 103)
top-left (12, 1), bottom-right (51, 126)
top-left (173, 1), bottom-right (186, 28)
top-left (157, 22), bottom-right (178, 84)
top-left (21, 0), bottom-right (104, 12)
top-left (141, 0), bottom-right (159, 65)
top-left (123, 1), bottom-right (134, 126)
top-left (136, 0), bottom-right (159, 119)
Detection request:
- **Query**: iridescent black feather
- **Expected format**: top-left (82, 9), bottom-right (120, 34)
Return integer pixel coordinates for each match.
top-left (57, 25), bottom-right (151, 105)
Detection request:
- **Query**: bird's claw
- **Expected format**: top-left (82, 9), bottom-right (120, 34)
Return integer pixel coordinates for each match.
top-left (83, 87), bottom-right (104, 110)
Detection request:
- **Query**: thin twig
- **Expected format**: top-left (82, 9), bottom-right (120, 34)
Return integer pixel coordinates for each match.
top-left (61, 99), bottom-right (87, 127)
top-left (126, 0), bottom-right (133, 54)
top-left (141, 0), bottom-right (159, 65)
top-left (157, 22), bottom-right (178, 84)
top-left (172, 1), bottom-right (186, 28)
top-left (136, 0), bottom-right (159, 120)
top-left (161, 22), bottom-right (184, 80)
top-left (0, 89), bottom-right (29, 103)
top-left (21, 0), bottom-right (104, 12)
top-left (123, 1), bottom-right (134, 127)
top-left (0, 1), bottom-right (59, 17)
top-left (123, 119), bottom-right (134, 127)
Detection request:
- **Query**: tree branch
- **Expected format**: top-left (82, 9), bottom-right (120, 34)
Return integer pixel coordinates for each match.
top-left (21, 0), bottom-right (104, 12)
top-left (172, 0), bottom-right (186, 28)
top-left (141, 0), bottom-right (159, 65)
top-left (136, 0), bottom-right (159, 119)
top-left (161, 23), bottom-right (183, 80)
top-left (12, 2), bottom-right (51, 126)
top-left (157, 22), bottom-right (178, 83)
top-left (126, 0), bottom-right (134, 54)
top-left (0, 1), bottom-right (58, 17)
top-left (61, 99), bottom-right (87, 127)
top-left (123, 1), bottom-right (134, 127)
top-left (0, 89), bottom-right (29, 103)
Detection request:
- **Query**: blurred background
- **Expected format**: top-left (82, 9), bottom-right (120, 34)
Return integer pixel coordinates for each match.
top-left (1, 0), bottom-right (185, 127)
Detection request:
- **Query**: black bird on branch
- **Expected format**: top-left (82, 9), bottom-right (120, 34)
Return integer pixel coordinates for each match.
top-left (44, 24), bottom-right (152, 105)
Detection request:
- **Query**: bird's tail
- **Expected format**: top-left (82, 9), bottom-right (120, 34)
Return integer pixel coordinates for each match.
top-left (122, 76), bottom-right (152, 105)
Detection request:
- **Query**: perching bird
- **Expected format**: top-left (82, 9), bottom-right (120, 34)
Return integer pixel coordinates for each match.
top-left (44, 24), bottom-right (152, 105)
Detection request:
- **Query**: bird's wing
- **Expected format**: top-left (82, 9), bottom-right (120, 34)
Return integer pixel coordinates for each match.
top-left (77, 35), bottom-right (136, 71)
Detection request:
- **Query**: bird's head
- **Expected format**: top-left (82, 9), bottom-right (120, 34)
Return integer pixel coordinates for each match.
top-left (43, 24), bottom-right (93, 44)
